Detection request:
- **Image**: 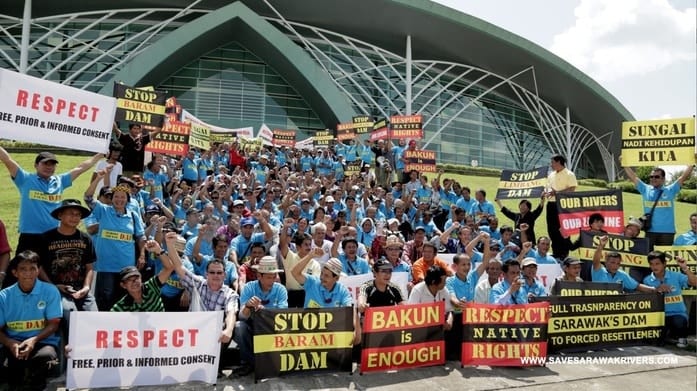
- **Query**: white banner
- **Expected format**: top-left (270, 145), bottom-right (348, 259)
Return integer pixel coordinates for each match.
top-left (66, 311), bottom-right (223, 389)
top-left (340, 271), bottom-right (409, 303)
top-left (257, 123), bottom-right (273, 146)
top-left (181, 109), bottom-right (253, 141)
top-left (0, 68), bottom-right (116, 153)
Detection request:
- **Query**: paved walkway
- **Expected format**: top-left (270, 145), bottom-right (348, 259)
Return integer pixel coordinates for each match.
top-left (45, 344), bottom-right (695, 390)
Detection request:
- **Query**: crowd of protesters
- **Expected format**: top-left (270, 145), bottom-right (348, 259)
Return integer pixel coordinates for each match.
top-left (0, 124), bottom-right (695, 389)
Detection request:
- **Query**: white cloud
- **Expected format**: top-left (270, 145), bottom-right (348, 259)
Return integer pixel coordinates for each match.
top-left (550, 0), bottom-right (696, 82)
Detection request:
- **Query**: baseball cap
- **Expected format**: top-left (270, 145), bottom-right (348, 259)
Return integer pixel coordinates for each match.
top-left (521, 257), bottom-right (538, 268)
top-left (414, 226), bottom-right (426, 233)
top-left (240, 217), bottom-right (256, 227)
top-left (145, 204), bottom-right (161, 214)
top-left (233, 200), bottom-right (245, 207)
top-left (563, 257), bottom-right (582, 267)
top-left (373, 258), bottom-right (393, 272)
top-left (119, 266), bottom-right (140, 281)
top-left (325, 196), bottom-right (335, 203)
top-left (35, 152), bottom-right (58, 165)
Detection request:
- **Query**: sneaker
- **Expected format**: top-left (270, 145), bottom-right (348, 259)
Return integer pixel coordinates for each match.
top-left (677, 338), bottom-right (688, 348)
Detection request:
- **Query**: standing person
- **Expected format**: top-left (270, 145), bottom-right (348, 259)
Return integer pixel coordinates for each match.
top-left (623, 164), bottom-right (695, 248)
top-left (642, 251), bottom-right (697, 348)
top-left (0, 148), bottom-right (102, 254)
top-left (113, 123), bottom-right (160, 177)
top-left (495, 196), bottom-right (545, 244)
top-left (674, 212), bottom-right (697, 245)
top-left (87, 183), bottom-right (146, 311)
top-left (37, 199), bottom-right (98, 336)
top-left (544, 154), bottom-right (577, 259)
top-left (90, 143), bottom-right (123, 196)
top-left (0, 251), bottom-right (62, 391)
top-left (0, 219), bottom-right (11, 289)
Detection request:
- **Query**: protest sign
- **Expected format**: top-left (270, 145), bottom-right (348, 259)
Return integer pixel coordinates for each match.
top-left (239, 137), bottom-right (262, 153)
top-left (253, 307), bottom-right (353, 381)
top-left (576, 231), bottom-right (650, 268)
top-left (336, 122), bottom-right (355, 141)
top-left (353, 115), bottom-right (374, 134)
top-left (390, 114), bottom-right (423, 139)
top-left (371, 118), bottom-right (389, 141)
top-left (210, 127), bottom-right (253, 143)
top-left (257, 123), bottom-right (273, 146)
top-left (66, 311), bottom-right (222, 389)
top-left (164, 96), bottom-right (182, 122)
top-left (345, 161), bottom-right (363, 175)
top-left (549, 280), bottom-right (623, 296)
top-left (361, 301), bottom-right (445, 373)
top-left (655, 245), bottom-right (697, 296)
top-left (0, 68), bottom-right (115, 153)
top-left (532, 293), bottom-right (664, 352)
top-left (272, 129), bottom-right (296, 147)
top-left (556, 190), bottom-right (624, 236)
top-left (462, 302), bottom-right (550, 366)
top-left (113, 83), bottom-right (166, 127)
top-left (404, 150), bottom-right (437, 173)
top-left (621, 117), bottom-right (696, 166)
top-left (495, 166), bottom-right (549, 199)
top-left (314, 130), bottom-right (334, 147)
top-left (340, 272), bottom-right (409, 303)
top-left (189, 122), bottom-right (210, 150)
top-left (145, 120), bottom-right (190, 156)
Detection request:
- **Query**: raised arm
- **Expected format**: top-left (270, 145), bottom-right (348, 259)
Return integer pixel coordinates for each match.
top-left (291, 248), bottom-right (324, 286)
top-left (677, 164), bottom-right (695, 186)
top-left (69, 153), bottom-right (103, 182)
top-left (0, 146), bottom-right (20, 178)
top-left (593, 235), bottom-right (608, 271)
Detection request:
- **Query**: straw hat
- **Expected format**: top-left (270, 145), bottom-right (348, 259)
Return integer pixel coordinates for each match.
top-left (252, 256), bottom-right (284, 274)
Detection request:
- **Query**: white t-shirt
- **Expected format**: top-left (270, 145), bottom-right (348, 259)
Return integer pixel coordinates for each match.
top-left (408, 281), bottom-right (453, 312)
top-left (94, 159), bottom-right (123, 195)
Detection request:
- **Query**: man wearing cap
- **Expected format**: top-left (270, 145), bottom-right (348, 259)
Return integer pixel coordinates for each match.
top-left (110, 236), bottom-right (175, 312)
top-left (0, 147), bottom-right (102, 254)
top-left (229, 211), bottom-right (273, 266)
top-left (519, 258), bottom-right (547, 299)
top-left (331, 228), bottom-right (371, 276)
top-left (550, 257), bottom-right (584, 295)
top-left (291, 249), bottom-right (352, 308)
top-left (358, 259), bottom-right (405, 312)
top-left (0, 250), bottom-right (62, 390)
top-left (234, 256), bottom-right (288, 376)
top-left (36, 199), bottom-right (97, 335)
top-left (382, 235), bottom-right (412, 285)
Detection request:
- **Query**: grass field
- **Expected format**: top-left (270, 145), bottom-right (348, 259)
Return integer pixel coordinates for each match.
top-left (0, 152), bottom-right (694, 250)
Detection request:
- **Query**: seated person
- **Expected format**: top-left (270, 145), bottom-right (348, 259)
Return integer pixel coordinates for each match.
top-left (408, 265), bottom-right (454, 330)
top-left (642, 251), bottom-right (697, 348)
top-left (0, 251), bottom-right (62, 390)
top-left (357, 259), bottom-right (405, 313)
top-left (549, 257), bottom-right (583, 295)
top-left (591, 235), bottom-right (656, 293)
top-left (519, 258), bottom-right (547, 299)
top-left (490, 259), bottom-right (528, 305)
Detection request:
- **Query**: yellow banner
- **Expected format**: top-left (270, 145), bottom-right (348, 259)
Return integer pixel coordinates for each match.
top-left (101, 230), bottom-right (133, 242)
top-left (655, 245), bottom-right (697, 296)
top-left (549, 312), bottom-right (664, 333)
top-left (189, 123), bottom-right (210, 150)
top-left (253, 331), bottom-right (354, 354)
top-left (621, 117), bottom-right (696, 166)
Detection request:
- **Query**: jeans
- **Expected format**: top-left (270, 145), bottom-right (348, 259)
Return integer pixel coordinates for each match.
top-left (62, 293), bottom-right (98, 335)
top-left (95, 272), bottom-right (124, 311)
top-left (3, 343), bottom-right (58, 390)
top-left (233, 319), bottom-right (255, 367)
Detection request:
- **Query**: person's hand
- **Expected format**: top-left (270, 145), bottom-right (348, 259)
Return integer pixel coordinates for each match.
top-left (451, 221), bottom-right (460, 230)
top-left (246, 296), bottom-right (262, 311)
top-left (73, 286), bottom-right (89, 300)
top-left (180, 290), bottom-right (190, 308)
top-left (479, 231), bottom-right (490, 241)
top-left (599, 235), bottom-right (609, 247)
top-left (144, 239), bottom-right (162, 254)
top-left (676, 256), bottom-right (689, 272)
top-left (357, 301), bottom-right (369, 313)
top-left (16, 337), bottom-right (36, 360)
top-left (519, 223), bottom-right (529, 232)
top-left (510, 278), bottom-right (523, 293)
top-left (312, 247), bottom-right (324, 258)
top-left (219, 328), bottom-right (233, 344)
top-left (149, 215), bottom-right (159, 225)
top-left (522, 241), bottom-right (532, 251)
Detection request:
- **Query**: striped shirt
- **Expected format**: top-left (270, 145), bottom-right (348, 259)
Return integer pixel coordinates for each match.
top-left (180, 268), bottom-right (239, 314)
top-left (111, 277), bottom-right (164, 312)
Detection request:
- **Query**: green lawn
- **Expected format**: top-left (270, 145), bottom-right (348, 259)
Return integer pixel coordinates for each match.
top-left (0, 152), bottom-right (694, 250)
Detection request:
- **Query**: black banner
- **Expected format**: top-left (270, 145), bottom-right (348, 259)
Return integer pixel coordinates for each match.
top-left (314, 130), bottom-right (334, 147)
top-left (556, 190), bottom-right (624, 236)
top-left (272, 129), bottom-right (296, 147)
top-left (531, 293), bottom-right (664, 352)
top-left (370, 118), bottom-right (389, 141)
top-left (113, 83), bottom-right (166, 127)
top-left (549, 281), bottom-right (623, 296)
top-left (353, 115), bottom-right (373, 134)
top-left (252, 308), bottom-right (353, 381)
top-left (495, 166), bottom-right (549, 199)
top-left (577, 231), bottom-right (650, 267)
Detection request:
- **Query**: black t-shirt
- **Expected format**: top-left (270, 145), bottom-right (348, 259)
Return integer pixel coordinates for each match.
top-left (360, 280), bottom-right (403, 307)
top-left (118, 133), bottom-right (151, 172)
top-left (40, 228), bottom-right (96, 290)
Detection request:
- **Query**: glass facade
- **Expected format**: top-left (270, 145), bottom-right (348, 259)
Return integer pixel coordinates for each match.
top-left (158, 42), bottom-right (323, 135)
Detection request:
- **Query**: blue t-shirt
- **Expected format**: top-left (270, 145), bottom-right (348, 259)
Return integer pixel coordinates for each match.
top-left (184, 236), bottom-right (213, 260)
top-left (0, 280), bottom-right (62, 346)
top-left (14, 169), bottom-right (72, 234)
top-left (230, 232), bottom-right (266, 261)
top-left (143, 170), bottom-right (168, 206)
top-left (338, 255), bottom-right (371, 276)
top-left (446, 271), bottom-right (480, 304)
top-left (181, 157), bottom-right (199, 181)
top-left (674, 231), bottom-right (696, 245)
top-left (302, 275), bottom-right (353, 308)
top-left (528, 249), bottom-right (558, 264)
top-left (240, 280), bottom-right (288, 309)
top-left (643, 270), bottom-right (689, 319)
top-left (159, 257), bottom-right (194, 298)
top-left (91, 202), bottom-right (145, 272)
top-left (469, 201), bottom-right (496, 221)
top-left (521, 279), bottom-right (547, 298)
top-left (637, 181), bottom-right (680, 234)
top-left (592, 266), bottom-right (639, 291)
top-left (489, 279), bottom-right (528, 305)
top-left (392, 146), bottom-right (405, 170)
top-left (199, 256), bottom-right (238, 287)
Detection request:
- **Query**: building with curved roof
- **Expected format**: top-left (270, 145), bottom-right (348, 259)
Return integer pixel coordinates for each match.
top-left (0, 0), bottom-right (633, 179)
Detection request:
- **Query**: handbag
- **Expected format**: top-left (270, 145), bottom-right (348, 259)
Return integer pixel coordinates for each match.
top-left (639, 189), bottom-right (663, 231)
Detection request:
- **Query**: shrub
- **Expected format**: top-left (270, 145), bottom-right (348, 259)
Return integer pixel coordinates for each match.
top-left (608, 181), bottom-right (638, 194)
top-left (677, 189), bottom-right (697, 204)
top-left (578, 178), bottom-right (607, 188)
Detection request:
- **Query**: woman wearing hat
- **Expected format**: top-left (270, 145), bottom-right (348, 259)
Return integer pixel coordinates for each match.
top-left (86, 175), bottom-right (146, 311)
